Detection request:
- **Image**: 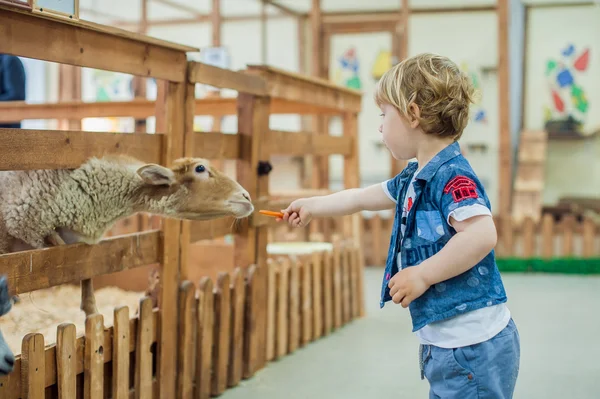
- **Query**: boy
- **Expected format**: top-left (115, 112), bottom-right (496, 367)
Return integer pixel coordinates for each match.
top-left (279, 53), bottom-right (520, 398)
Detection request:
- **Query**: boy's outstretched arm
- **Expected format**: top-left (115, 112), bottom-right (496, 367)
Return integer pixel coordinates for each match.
top-left (388, 214), bottom-right (497, 307)
top-left (281, 183), bottom-right (394, 227)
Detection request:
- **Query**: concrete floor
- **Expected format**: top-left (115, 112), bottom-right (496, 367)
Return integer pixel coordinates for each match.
top-left (221, 267), bottom-right (600, 399)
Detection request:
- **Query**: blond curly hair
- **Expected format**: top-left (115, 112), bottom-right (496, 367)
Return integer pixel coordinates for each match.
top-left (375, 53), bottom-right (476, 140)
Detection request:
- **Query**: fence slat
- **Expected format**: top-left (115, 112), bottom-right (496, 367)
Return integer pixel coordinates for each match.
top-left (135, 298), bottom-right (153, 399)
top-left (196, 277), bottom-right (214, 399)
top-left (257, 263), bottom-right (268, 371)
top-left (228, 267), bottom-right (245, 387)
top-left (583, 216), bottom-right (596, 257)
top-left (312, 252), bottom-right (323, 340)
top-left (301, 259), bottom-right (312, 346)
top-left (212, 273), bottom-right (231, 396)
top-left (243, 265), bottom-right (258, 378)
top-left (561, 215), bottom-right (575, 257)
top-left (501, 216), bottom-right (515, 257)
top-left (342, 247), bottom-right (351, 324)
top-left (288, 260), bottom-right (300, 353)
top-left (523, 217), bottom-right (535, 258)
top-left (177, 282), bottom-right (196, 399)
top-left (542, 214), bottom-right (554, 259)
top-left (332, 247), bottom-right (342, 329)
top-left (84, 314), bottom-right (104, 399)
top-left (322, 252), bottom-right (333, 335)
top-left (21, 333), bottom-right (45, 399)
top-left (350, 246), bottom-right (361, 319)
top-left (266, 260), bottom-right (277, 361)
top-left (276, 258), bottom-right (290, 358)
top-left (56, 324), bottom-right (76, 399)
top-left (112, 306), bottom-right (130, 399)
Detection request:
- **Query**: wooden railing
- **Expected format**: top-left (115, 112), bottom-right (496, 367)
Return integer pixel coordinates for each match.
top-left (0, 5), bottom-right (364, 398)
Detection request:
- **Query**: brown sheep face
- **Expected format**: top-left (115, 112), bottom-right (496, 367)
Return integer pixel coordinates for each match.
top-left (136, 157), bottom-right (254, 221)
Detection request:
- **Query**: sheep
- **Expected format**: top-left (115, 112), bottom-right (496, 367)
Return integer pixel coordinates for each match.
top-left (0, 275), bottom-right (15, 376)
top-left (0, 154), bottom-right (254, 317)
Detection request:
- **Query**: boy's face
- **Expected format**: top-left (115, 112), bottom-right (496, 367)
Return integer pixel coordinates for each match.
top-left (379, 103), bottom-right (419, 160)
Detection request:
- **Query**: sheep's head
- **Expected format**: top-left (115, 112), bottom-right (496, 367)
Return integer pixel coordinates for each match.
top-left (0, 276), bottom-right (15, 376)
top-left (136, 157), bottom-right (254, 221)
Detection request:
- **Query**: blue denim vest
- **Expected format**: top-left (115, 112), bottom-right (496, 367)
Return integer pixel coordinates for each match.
top-left (380, 141), bottom-right (508, 332)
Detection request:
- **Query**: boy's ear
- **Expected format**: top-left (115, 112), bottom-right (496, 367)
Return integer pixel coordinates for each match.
top-left (137, 164), bottom-right (176, 186)
top-left (408, 103), bottom-right (421, 128)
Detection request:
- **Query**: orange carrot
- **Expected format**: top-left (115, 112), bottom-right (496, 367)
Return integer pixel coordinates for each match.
top-left (259, 210), bottom-right (284, 218)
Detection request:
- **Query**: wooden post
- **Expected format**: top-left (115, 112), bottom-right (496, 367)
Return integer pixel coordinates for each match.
top-left (310, 0), bottom-right (329, 240)
top-left (57, 64), bottom-right (82, 131)
top-left (235, 93), bottom-right (271, 268)
top-left (390, 0), bottom-right (410, 178)
top-left (179, 79), bottom-right (196, 282)
top-left (498, 0), bottom-right (512, 218)
top-left (343, 112), bottom-right (364, 316)
top-left (155, 80), bottom-right (186, 399)
top-left (541, 214), bottom-right (554, 259)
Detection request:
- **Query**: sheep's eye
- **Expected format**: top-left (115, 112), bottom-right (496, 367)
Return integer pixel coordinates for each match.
top-left (195, 165), bottom-right (206, 173)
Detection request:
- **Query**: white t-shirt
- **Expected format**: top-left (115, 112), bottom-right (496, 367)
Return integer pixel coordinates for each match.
top-left (382, 173), bottom-right (511, 348)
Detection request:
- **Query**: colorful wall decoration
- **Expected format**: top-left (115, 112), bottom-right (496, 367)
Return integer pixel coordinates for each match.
top-left (333, 47), bottom-right (361, 90)
top-left (543, 44), bottom-right (590, 133)
top-left (371, 50), bottom-right (393, 81)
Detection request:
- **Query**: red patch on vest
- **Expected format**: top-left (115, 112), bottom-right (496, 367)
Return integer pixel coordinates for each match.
top-left (407, 197), bottom-right (413, 211)
top-left (444, 176), bottom-right (478, 203)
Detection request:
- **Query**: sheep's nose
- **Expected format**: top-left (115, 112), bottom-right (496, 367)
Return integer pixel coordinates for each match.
top-left (242, 193), bottom-right (250, 201)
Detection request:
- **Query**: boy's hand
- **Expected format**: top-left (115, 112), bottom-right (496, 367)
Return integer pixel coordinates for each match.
top-left (280, 199), bottom-right (313, 228)
top-left (388, 266), bottom-right (431, 308)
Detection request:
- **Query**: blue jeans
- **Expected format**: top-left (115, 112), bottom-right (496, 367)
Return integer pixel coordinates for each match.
top-left (420, 318), bottom-right (520, 399)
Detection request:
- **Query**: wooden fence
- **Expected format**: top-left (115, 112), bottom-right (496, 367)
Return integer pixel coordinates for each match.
top-left (0, 5), bottom-right (364, 398)
top-left (0, 244), bottom-right (361, 398)
top-left (271, 211), bottom-right (599, 266)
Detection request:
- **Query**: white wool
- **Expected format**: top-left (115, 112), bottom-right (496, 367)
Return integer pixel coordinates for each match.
top-left (0, 156), bottom-right (181, 252)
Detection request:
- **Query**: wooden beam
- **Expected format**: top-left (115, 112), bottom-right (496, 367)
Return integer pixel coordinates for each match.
top-left (269, 130), bottom-right (353, 156)
top-left (212, 0), bottom-right (221, 45)
top-left (323, 20), bottom-right (397, 34)
top-left (498, 0), bottom-right (511, 217)
top-left (263, 0), bottom-right (302, 17)
top-left (391, 0), bottom-right (410, 178)
top-left (0, 7), bottom-right (193, 82)
top-left (0, 231), bottom-right (161, 296)
top-left (154, 0), bottom-right (204, 17)
top-left (188, 62), bottom-right (267, 95)
top-left (235, 93), bottom-right (271, 271)
top-left (323, 6), bottom-right (496, 23)
top-left (155, 81), bottom-right (186, 398)
top-left (193, 132), bottom-right (242, 159)
top-left (0, 96), bottom-right (349, 124)
top-left (245, 65), bottom-right (362, 113)
top-left (261, 1), bottom-right (268, 63)
top-left (0, 128), bottom-right (163, 170)
top-left (0, 100), bottom-right (158, 122)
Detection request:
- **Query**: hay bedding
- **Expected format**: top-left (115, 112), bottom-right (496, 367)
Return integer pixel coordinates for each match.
top-left (0, 285), bottom-right (145, 355)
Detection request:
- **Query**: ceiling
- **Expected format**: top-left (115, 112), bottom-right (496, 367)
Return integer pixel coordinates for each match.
top-left (78, 0), bottom-right (597, 26)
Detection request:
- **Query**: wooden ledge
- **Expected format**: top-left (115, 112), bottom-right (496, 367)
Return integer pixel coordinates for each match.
top-left (0, 128), bottom-right (163, 170)
top-left (188, 62), bottom-right (267, 96)
top-left (0, 7), bottom-right (193, 81)
top-left (244, 65), bottom-right (363, 113)
top-left (0, 231), bottom-right (162, 296)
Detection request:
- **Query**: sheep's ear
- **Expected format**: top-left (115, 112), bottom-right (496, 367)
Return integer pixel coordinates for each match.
top-left (137, 164), bottom-right (176, 186)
